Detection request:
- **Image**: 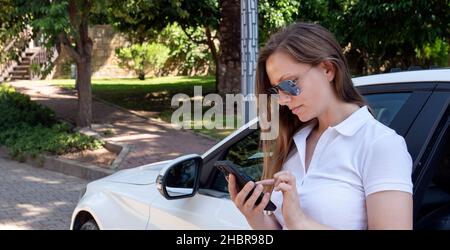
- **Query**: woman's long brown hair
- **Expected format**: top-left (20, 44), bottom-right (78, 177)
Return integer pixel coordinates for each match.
top-left (256, 22), bottom-right (369, 186)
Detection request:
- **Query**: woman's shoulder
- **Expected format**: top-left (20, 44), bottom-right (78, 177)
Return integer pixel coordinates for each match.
top-left (354, 118), bottom-right (410, 163)
top-left (360, 116), bottom-right (403, 142)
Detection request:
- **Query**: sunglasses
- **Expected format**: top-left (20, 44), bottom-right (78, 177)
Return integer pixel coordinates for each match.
top-left (267, 66), bottom-right (314, 96)
top-left (267, 79), bottom-right (300, 96)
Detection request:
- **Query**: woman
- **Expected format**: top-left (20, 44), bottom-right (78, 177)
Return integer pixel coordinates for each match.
top-left (228, 22), bottom-right (413, 230)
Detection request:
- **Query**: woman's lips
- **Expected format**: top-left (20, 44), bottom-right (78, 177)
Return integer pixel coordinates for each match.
top-left (291, 105), bottom-right (302, 114)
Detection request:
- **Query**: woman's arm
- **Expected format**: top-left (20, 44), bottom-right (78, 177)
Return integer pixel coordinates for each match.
top-left (366, 190), bottom-right (413, 229)
top-left (287, 191), bottom-right (413, 230)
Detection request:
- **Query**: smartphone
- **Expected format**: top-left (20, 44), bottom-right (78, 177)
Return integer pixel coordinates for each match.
top-left (214, 160), bottom-right (276, 211)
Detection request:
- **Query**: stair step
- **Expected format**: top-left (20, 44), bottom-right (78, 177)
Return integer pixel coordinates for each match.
top-left (10, 76), bottom-right (31, 80)
top-left (10, 71), bottom-right (29, 76)
top-left (14, 65), bottom-right (30, 70)
top-left (11, 70), bottom-right (29, 74)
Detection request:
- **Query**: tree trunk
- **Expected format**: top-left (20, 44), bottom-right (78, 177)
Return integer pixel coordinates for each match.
top-left (204, 26), bottom-right (219, 93)
top-left (76, 57), bottom-right (92, 128)
top-left (71, 0), bottom-right (93, 128)
top-left (218, 0), bottom-right (241, 96)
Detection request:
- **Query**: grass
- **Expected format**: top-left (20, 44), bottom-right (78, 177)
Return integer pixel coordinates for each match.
top-left (50, 76), bottom-right (239, 140)
top-left (50, 76), bottom-right (216, 111)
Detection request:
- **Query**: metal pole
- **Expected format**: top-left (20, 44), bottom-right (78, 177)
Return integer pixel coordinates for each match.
top-left (241, 0), bottom-right (258, 124)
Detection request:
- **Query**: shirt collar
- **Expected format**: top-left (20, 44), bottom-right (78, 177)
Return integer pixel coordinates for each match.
top-left (293, 105), bottom-right (372, 141)
top-left (332, 106), bottom-right (372, 136)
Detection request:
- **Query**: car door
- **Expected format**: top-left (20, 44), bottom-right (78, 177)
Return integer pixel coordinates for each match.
top-left (402, 83), bottom-right (450, 227)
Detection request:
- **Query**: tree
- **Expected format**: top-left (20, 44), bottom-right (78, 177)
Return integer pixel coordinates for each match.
top-left (258, 0), bottom-right (301, 45)
top-left (166, 0), bottom-right (241, 95)
top-left (296, 0), bottom-right (450, 75)
top-left (0, 0), bottom-right (26, 64)
top-left (105, 0), bottom-right (174, 44)
top-left (170, 0), bottom-right (221, 92)
top-left (217, 0), bottom-right (241, 95)
top-left (14, 0), bottom-right (108, 128)
top-left (107, 0), bottom-right (221, 88)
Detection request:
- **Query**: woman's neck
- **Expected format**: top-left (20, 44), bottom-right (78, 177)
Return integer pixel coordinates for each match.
top-left (315, 102), bottom-right (360, 134)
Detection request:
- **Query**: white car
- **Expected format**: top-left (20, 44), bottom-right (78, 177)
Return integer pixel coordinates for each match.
top-left (71, 69), bottom-right (450, 230)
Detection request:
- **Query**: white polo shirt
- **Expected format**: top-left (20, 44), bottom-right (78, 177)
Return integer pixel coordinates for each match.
top-left (271, 106), bottom-right (413, 230)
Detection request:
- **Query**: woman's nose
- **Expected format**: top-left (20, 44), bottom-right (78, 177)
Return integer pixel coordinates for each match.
top-left (278, 92), bottom-right (291, 106)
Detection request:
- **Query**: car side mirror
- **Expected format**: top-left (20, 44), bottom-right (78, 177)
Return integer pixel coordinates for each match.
top-left (156, 154), bottom-right (202, 200)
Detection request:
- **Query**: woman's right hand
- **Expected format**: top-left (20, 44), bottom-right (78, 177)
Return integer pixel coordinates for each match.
top-left (228, 174), bottom-right (278, 229)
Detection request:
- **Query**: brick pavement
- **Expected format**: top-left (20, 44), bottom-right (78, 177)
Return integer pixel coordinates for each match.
top-left (0, 157), bottom-right (87, 230)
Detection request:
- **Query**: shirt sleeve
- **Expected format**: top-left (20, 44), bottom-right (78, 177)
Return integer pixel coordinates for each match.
top-left (362, 132), bottom-right (413, 197)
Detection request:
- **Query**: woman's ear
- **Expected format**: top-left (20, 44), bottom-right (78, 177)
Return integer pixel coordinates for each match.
top-left (319, 61), bottom-right (336, 83)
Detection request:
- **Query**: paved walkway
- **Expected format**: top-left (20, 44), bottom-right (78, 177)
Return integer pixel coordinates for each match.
top-left (0, 157), bottom-right (87, 230)
top-left (8, 80), bottom-right (217, 169)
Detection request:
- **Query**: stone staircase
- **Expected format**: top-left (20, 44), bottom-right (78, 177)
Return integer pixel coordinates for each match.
top-left (1, 26), bottom-right (58, 83)
top-left (9, 51), bottom-right (34, 81)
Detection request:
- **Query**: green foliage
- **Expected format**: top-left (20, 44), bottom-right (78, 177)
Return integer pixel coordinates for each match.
top-left (29, 62), bottom-right (42, 75)
top-left (296, 0), bottom-right (450, 74)
top-left (107, 0), bottom-right (218, 76)
top-left (106, 0), bottom-right (173, 43)
top-left (0, 84), bottom-right (104, 160)
top-left (258, 0), bottom-right (301, 44)
top-left (0, 84), bottom-right (57, 127)
top-left (115, 42), bottom-right (170, 80)
top-left (0, 124), bottom-right (103, 161)
top-left (158, 23), bottom-right (213, 75)
top-left (416, 37), bottom-right (449, 67)
top-left (0, 0), bottom-right (26, 64)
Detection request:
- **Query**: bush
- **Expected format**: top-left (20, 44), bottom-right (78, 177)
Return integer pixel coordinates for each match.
top-left (157, 23), bottom-right (214, 76)
top-left (115, 42), bottom-right (170, 80)
top-left (0, 85), bottom-right (104, 160)
top-left (0, 85), bottom-right (57, 130)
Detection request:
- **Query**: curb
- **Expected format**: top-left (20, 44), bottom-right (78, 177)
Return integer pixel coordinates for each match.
top-left (104, 141), bottom-right (130, 170)
top-left (76, 128), bottom-right (130, 170)
top-left (0, 146), bottom-right (114, 181)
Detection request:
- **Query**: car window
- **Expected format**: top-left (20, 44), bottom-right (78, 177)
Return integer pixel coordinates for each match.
top-left (211, 130), bottom-right (262, 193)
top-left (363, 92), bottom-right (411, 126)
top-left (364, 93), bottom-right (411, 126)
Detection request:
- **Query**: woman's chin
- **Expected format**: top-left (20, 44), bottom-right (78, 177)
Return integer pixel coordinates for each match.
top-left (295, 112), bottom-right (312, 123)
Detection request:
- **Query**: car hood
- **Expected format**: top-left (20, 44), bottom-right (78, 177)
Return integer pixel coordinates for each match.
top-left (102, 160), bottom-right (171, 185)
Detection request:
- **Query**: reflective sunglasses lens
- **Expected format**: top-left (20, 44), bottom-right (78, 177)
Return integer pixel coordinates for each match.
top-left (278, 80), bottom-right (300, 96)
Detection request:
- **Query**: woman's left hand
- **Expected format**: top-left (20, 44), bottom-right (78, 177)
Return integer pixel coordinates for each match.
top-left (257, 170), bottom-right (304, 229)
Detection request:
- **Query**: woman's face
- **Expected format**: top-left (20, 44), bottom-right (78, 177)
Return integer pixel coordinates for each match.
top-left (265, 51), bottom-right (336, 122)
